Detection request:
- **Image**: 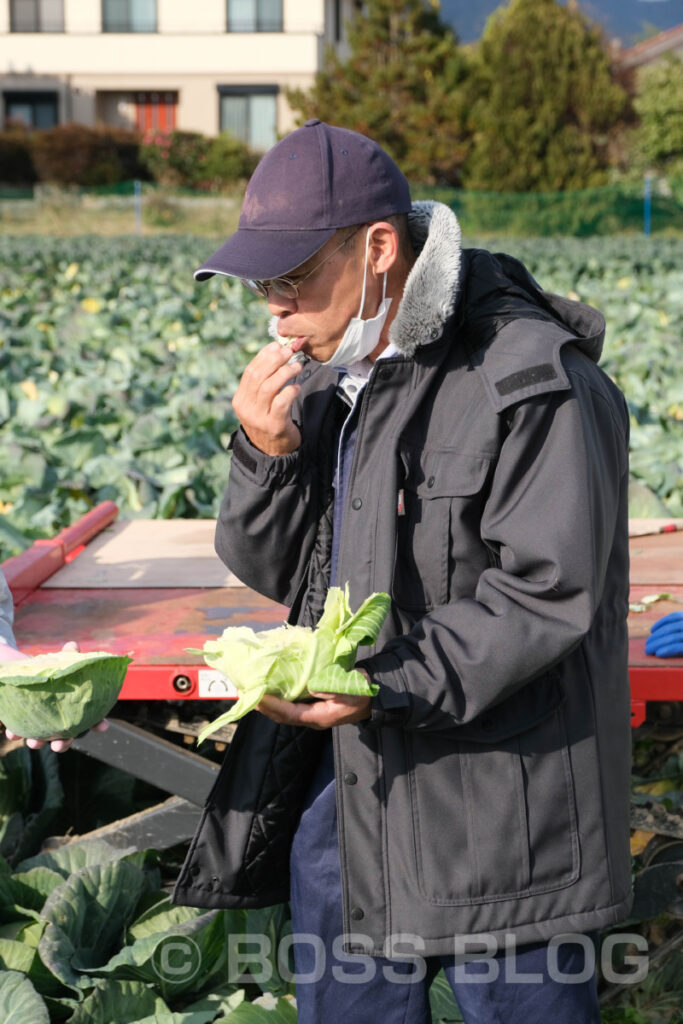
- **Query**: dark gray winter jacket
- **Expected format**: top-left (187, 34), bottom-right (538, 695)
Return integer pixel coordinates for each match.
top-left (173, 202), bottom-right (633, 955)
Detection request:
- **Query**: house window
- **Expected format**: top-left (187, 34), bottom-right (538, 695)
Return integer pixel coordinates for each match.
top-left (10, 0), bottom-right (64, 32)
top-left (96, 91), bottom-right (177, 132)
top-left (219, 87), bottom-right (278, 151)
top-left (4, 91), bottom-right (58, 128)
top-left (227, 0), bottom-right (282, 33)
top-left (134, 92), bottom-right (178, 133)
top-left (102, 0), bottom-right (157, 33)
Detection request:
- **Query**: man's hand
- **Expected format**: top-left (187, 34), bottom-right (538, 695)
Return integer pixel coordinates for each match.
top-left (256, 668), bottom-right (374, 730)
top-left (256, 691), bottom-right (371, 730)
top-left (0, 640), bottom-right (110, 753)
top-left (232, 341), bottom-right (304, 456)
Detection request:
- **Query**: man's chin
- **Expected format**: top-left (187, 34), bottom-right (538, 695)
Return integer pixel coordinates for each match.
top-left (305, 341), bottom-right (341, 365)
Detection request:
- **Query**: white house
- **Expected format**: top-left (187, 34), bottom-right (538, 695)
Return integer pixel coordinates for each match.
top-left (0, 0), bottom-right (357, 147)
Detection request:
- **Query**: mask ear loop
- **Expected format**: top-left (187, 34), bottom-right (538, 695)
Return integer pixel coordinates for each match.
top-left (357, 227), bottom-right (388, 320)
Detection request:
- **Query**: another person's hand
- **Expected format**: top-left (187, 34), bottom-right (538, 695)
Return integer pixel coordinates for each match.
top-left (0, 642), bottom-right (30, 662)
top-left (232, 341), bottom-right (305, 456)
top-left (0, 640), bottom-right (110, 752)
top-left (3, 719), bottom-right (110, 754)
top-left (645, 611), bottom-right (683, 658)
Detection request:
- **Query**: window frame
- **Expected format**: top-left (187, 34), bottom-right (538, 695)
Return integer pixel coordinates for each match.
top-left (3, 90), bottom-right (59, 129)
top-left (10, 0), bottom-right (65, 33)
top-left (226, 0), bottom-right (283, 33)
top-left (101, 0), bottom-right (158, 34)
top-left (217, 84), bottom-right (279, 150)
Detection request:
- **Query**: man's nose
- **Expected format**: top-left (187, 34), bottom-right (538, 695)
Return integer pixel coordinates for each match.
top-left (267, 290), bottom-right (297, 316)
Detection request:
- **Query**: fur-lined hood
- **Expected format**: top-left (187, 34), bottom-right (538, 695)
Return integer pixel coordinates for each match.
top-left (389, 202), bottom-right (606, 375)
top-left (389, 201), bottom-right (462, 358)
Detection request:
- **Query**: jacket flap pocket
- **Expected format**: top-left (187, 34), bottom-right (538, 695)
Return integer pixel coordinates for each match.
top-left (455, 672), bottom-right (565, 744)
top-left (399, 448), bottom-right (491, 498)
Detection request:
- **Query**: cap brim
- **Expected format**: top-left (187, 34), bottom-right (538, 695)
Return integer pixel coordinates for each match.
top-left (194, 227), bottom-right (337, 282)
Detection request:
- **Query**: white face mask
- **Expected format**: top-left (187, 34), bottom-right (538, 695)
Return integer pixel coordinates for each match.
top-left (322, 227), bottom-right (392, 368)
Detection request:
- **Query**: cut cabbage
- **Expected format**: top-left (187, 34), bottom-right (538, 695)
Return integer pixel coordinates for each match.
top-left (0, 651), bottom-right (131, 740)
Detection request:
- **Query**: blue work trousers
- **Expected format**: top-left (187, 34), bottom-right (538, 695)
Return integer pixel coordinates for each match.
top-left (290, 739), bottom-right (601, 1024)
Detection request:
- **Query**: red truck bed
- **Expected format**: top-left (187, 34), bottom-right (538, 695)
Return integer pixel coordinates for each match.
top-left (4, 502), bottom-right (683, 725)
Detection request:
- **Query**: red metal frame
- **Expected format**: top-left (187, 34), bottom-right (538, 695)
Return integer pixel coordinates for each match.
top-left (120, 665), bottom-right (200, 700)
top-left (629, 666), bottom-right (683, 727)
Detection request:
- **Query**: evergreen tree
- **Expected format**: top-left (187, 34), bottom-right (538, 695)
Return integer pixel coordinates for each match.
top-left (463, 0), bottom-right (628, 191)
top-left (286, 0), bottom-right (469, 185)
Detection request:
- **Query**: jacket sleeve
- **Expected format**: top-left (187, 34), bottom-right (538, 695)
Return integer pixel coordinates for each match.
top-left (214, 428), bottom-right (320, 607)
top-left (359, 365), bottom-right (630, 731)
top-left (0, 568), bottom-right (17, 649)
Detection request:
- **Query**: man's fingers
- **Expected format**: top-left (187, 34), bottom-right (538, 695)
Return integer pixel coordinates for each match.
top-left (61, 641), bottom-right (80, 652)
top-left (238, 358), bottom-right (303, 412)
top-left (240, 341), bottom-right (299, 390)
top-left (256, 692), bottom-right (371, 729)
top-left (268, 382), bottom-right (302, 418)
top-left (93, 720), bottom-right (110, 732)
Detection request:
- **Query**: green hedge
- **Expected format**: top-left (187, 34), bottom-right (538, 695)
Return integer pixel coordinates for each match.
top-left (0, 125), bottom-right (258, 191)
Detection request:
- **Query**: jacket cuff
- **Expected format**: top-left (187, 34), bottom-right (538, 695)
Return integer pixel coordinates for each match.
top-left (357, 650), bottom-right (412, 729)
top-left (228, 427), bottom-right (306, 487)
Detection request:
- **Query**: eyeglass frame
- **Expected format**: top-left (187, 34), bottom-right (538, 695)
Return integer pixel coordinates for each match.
top-left (240, 225), bottom-right (365, 300)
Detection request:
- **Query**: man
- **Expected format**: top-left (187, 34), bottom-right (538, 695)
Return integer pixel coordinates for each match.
top-left (173, 120), bottom-right (633, 1022)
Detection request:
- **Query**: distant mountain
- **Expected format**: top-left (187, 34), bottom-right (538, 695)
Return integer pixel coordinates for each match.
top-left (439, 0), bottom-right (683, 45)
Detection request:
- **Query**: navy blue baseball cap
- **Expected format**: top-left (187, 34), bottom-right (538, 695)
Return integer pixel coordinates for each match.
top-left (194, 119), bottom-right (412, 282)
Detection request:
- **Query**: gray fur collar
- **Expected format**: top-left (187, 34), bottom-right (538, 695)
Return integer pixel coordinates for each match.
top-left (389, 201), bottom-right (462, 357)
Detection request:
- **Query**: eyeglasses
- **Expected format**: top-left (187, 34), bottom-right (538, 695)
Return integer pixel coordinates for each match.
top-left (241, 226), bottom-right (363, 300)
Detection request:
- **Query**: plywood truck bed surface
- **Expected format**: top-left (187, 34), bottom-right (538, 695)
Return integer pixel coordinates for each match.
top-left (3, 503), bottom-right (682, 718)
top-left (4, 504), bottom-right (287, 700)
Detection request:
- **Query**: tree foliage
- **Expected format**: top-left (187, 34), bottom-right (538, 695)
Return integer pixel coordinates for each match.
top-left (462, 0), bottom-right (629, 191)
top-left (286, 0), bottom-right (469, 185)
top-left (632, 56), bottom-right (683, 176)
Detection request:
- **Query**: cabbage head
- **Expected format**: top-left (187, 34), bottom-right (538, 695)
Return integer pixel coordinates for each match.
top-left (194, 585), bottom-right (390, 743)
top-left (0, 651), bottom-right (131, 739)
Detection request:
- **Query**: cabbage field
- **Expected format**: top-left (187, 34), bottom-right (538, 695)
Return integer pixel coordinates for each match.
top-left (0, 233), bottom-right (682, 561)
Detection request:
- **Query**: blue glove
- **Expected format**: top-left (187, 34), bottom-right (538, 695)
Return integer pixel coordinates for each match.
top-left (645, 611), bottom-right (683, 658)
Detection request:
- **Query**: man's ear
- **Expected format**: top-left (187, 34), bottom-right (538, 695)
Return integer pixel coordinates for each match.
top-left (367, 222), bottom-right (399, 276)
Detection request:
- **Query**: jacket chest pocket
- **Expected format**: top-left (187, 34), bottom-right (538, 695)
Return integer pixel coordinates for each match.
top-left (392, 448), bottom-right (491, 612)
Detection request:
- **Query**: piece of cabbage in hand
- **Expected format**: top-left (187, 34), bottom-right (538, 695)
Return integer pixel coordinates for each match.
top-left (193, 586), bottom-right (390, 743)
top-left (0, 651), bottom-right (131, 740)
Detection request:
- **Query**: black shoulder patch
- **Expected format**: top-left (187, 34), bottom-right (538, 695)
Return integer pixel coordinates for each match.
top-left (495, 363), bottom-right (557, 396)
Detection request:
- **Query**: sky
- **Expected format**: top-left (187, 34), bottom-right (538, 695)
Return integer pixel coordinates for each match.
top-left (439, 0), bottom-right (683, 45)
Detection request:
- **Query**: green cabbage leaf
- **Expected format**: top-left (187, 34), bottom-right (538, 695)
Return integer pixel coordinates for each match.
top-left (194, 586), bottom-right (390, 743)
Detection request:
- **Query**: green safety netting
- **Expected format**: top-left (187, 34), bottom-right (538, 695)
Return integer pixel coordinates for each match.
top-left (412, 180), bottom-right (683, 237)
